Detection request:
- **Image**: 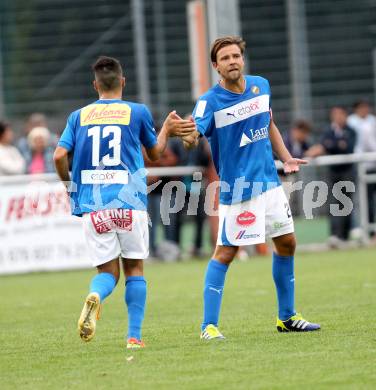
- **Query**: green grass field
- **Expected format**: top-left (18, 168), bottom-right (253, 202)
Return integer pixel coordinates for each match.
top-left (1, 248), bottom-right (375, 389)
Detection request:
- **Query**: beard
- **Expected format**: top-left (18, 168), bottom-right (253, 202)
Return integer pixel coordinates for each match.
top-left (225, 69), bottom-right (242, 82)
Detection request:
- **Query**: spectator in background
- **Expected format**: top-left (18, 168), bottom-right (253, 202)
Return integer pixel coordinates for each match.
top-left (283, 119), bottom-right (312, 159)
top-left (306, 106), bottom-right (357, 245)
top-left (17, 113), bottom-right (49, 156)
top-left (25, 126), bottom-right (55, 174)
top-left (277, 119), bottom-right (312, 232)
top-left (347, 100), bottom-right (376, 153)
top-left (185, 137), bottom-right (211, 257)
top-left (0, 121), bottom-right (26, 175)
top-left (143, 142), bottom-right (177, 258)
top-left (347, 100), bottom-right (376, 234)
top-left (164, 136), bottom-right (189, 251)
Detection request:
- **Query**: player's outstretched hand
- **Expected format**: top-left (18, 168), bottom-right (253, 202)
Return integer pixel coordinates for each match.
top-left (164, 111), bottom-right (197, 137)
top-left (182, 130), bottom-right (200, 149)
top-left (283, 158), bottom-right (308, 174)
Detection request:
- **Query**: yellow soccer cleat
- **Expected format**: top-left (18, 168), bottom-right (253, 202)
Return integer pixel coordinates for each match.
top-left (200, 324), bottom-right (225, 340)
top-left (126, 337), bottom-right (145, 349)
top-left (276, 313), bottom-right (320, 332)
top-left (77, 292), bottom-right (101, 342)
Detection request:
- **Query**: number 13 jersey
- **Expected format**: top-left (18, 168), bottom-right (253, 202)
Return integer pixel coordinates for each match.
top-left (58, 99), bottom-right (157, 216)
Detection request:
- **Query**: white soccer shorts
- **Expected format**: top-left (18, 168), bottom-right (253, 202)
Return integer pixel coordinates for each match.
top-left (82, 208), bottom-right (149, 267)
top-left (217, 186), bottom-right (294, 246)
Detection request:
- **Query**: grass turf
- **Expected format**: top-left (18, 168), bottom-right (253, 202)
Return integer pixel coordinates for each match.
top-left (1, 248), bottom-right (375, 389)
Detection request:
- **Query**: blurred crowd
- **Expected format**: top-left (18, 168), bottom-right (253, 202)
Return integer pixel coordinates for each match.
top-left (0, 113), bottom-right (56, 175)
top-left (283, 100), bottom-right (376, 247)
top-left (1, 100), bottom-right (376, 254)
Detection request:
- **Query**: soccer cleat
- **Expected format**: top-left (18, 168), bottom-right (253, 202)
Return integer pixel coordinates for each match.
top-left (200, 324), bottom-right (225, 340)
top-left (276, 313), bottom-right (320, 332)
top-left (126, 337), bottom-right (145, 349)
top-left (77, 292), bottom-right (101, 342)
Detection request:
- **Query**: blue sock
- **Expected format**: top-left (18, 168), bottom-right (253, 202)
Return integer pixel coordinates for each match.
top-left (125, 276), bottom-right (147, 340)
top-left (202, 259), bottom-right (229, 331)
top-left (272, 253), bottom-right (296, 320)
top-left (89, 272), bottom-right (116, 302)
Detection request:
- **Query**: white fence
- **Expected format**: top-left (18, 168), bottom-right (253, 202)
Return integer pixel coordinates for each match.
top-left (0, 154), bottom-right (375, 275)
top-left (0, 167), bottom-right (202, 275)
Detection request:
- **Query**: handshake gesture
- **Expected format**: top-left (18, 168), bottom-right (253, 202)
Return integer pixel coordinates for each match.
top-left (163, 111), bottom-right (200, 149)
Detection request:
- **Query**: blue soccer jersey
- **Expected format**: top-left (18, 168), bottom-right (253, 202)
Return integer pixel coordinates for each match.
top-left (58, 99), bottom-right (157, 216)
top-left (193, 75), bottom-right (280, 205)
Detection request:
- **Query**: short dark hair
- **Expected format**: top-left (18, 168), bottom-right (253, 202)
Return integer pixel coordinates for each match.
top-left (92, 56), bottom-right (123, 91)
top-left (352, 100), bottom-right (369, 110)
top-left (0, 120), bottom-right (10, 139)
top-left (331, 105), bottom-right (347, 113)
top-left (210, 36), bottom-right (246, 63)
top-left (292, 119), bottom-right (311, 133)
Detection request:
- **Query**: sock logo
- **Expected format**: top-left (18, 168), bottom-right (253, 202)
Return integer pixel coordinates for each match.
top-left (209, 287), bottom-right (222, 295)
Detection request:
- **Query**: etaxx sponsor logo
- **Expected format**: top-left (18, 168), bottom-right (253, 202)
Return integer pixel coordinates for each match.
top-left (236, 211), bottom-right (256, 226)
top-left (235, 230), bottom-right (260, 240)
top-left (90, 172), bottom-right (117, 181)
top-left (226, 100), bottom-right (260, 119)
top-left (80, 103), bottom-right (131, 126)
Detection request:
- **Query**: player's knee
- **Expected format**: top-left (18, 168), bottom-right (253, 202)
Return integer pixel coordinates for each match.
top-left (112, 270), bottom-right (120, 284)
top-left (123, 259), bottom-right (144, 277)
top-left (213, 246), bottom-right (237, 264)
top-left (106, 269), bottom-right (120, 284)
top-left (97, 260), bottom-right (120, 284)
top-left (275, 234), bottom-right (296, 256)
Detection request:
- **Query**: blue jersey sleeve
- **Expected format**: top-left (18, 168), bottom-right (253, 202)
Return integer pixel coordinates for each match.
top-left (193, 98), bottom-right (214, 137)
top-left (140, 105), bottom-right (157, 148)
top-left (58, 112), bottom-right (77, 151)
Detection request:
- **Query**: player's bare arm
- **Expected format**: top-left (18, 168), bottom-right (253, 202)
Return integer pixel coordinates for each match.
top-left (145, 111), bottom-right (197, 161)
top-left (53, 146), bottom-right (70, 188)
top-left (269, 120), bottom-right (308, 174)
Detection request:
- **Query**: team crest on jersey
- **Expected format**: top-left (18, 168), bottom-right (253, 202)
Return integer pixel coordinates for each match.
top-left (80, 103), bottom-right (131, 126)
top-left (251, 85), bottom-right (260, 94)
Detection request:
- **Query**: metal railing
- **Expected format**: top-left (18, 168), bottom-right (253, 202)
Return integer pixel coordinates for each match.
top-left (1, 153), bottom-right (376, 243)
top-left (276, 152), bottom-right (376, 244)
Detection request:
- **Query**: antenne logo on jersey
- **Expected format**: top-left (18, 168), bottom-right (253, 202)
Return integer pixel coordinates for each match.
top-left (214, 94), bottom-right (269, 128)
top-left (240, 126), bottom-right (269, 147)
top-left (81, 103), bottom-right (131, 126)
